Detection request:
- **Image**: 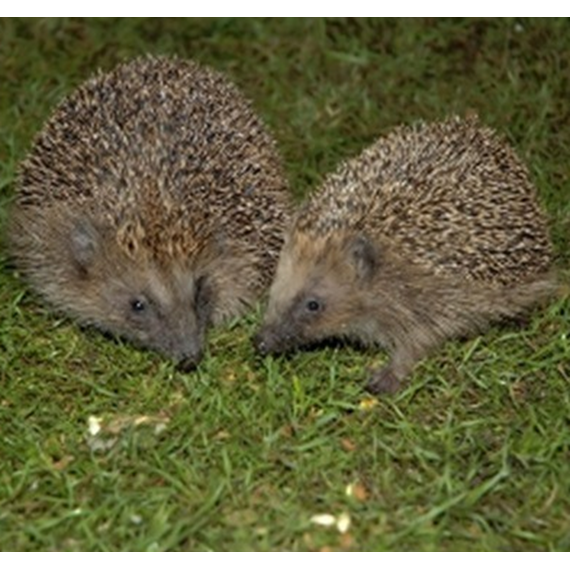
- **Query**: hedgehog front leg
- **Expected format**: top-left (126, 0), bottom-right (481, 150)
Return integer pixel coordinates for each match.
top-left (366, 366), bottom-right (403, 394)
top-left (366, 358), bottom-right (414, 395)
top-left (365, 341), bottom-right (429, 395)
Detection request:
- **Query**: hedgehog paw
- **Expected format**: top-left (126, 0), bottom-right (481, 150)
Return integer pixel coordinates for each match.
top-left (366, 367), bottom-right (402, 395)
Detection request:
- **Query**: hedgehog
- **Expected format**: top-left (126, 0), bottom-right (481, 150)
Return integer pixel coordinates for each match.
top-left (8, 55), bottom-right (290, 368)
top-left (254, 116), bottom-right (556, 394)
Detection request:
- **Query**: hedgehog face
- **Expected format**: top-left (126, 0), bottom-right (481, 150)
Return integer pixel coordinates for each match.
top-left (254, 232), bottom-right (381, 355)
top-left (63, 219), bottom-right (214, 367)
top-left (95, 267), bottom-right (212, 368)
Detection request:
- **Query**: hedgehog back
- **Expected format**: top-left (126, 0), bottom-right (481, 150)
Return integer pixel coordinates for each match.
top-left (295, 117), bottom-right (552, 285)
top-left (16, 56), bottom-right (289, 267)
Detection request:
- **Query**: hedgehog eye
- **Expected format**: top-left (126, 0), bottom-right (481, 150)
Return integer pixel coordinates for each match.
top-left (130, 298), bottom-right (147, 313)
top-left (305, 299), bottom-right (322, 313)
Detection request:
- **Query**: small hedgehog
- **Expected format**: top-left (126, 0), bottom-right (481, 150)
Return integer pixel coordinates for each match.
top-left (254, 116), bottom-right (555, 394)
top-left (9, 55), bottom-right (290, 367)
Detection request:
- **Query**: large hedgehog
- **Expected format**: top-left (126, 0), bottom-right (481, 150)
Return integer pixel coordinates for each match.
top-left (254, 116), bottom-right (555, 394)
top-left (9, 55), bottom-right (290, 368)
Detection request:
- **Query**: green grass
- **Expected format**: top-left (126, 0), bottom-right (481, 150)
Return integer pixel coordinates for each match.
top-left (1, 18), bottom-right (569, 551)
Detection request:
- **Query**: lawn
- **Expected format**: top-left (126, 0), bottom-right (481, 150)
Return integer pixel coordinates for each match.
top-left (0, 18), bottom-right (569, 551)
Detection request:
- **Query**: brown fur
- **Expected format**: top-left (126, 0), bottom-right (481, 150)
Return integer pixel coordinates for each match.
top-left (255, 117), bottom-right (556, 393)
top-left (9, 56), bottom-right (290, 365)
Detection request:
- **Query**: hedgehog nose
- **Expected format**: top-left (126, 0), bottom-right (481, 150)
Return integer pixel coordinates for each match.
top-left (176, 350), bottom-right (204, 373)
top-left (177, 358), bottom-right (198, 373)
top-left (253, 332), bottom-right (269, 356)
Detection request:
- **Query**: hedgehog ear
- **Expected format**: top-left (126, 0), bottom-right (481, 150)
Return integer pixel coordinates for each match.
top-left (69, 218), bottom-right (101, 274)
top-left (348, 234), bottom-right (379, 281)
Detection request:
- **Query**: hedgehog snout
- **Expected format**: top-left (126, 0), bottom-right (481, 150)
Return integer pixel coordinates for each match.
top-left (253, 332), bottom-right (270, 356)
top-left (161, 328), bottom-right (205, 372)
top-left (253, 326), bottom-right (295, 356)
top-left (176, 350), bottom-right (204, 373)
top-left (170, 337), bottom-right (205, 371)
